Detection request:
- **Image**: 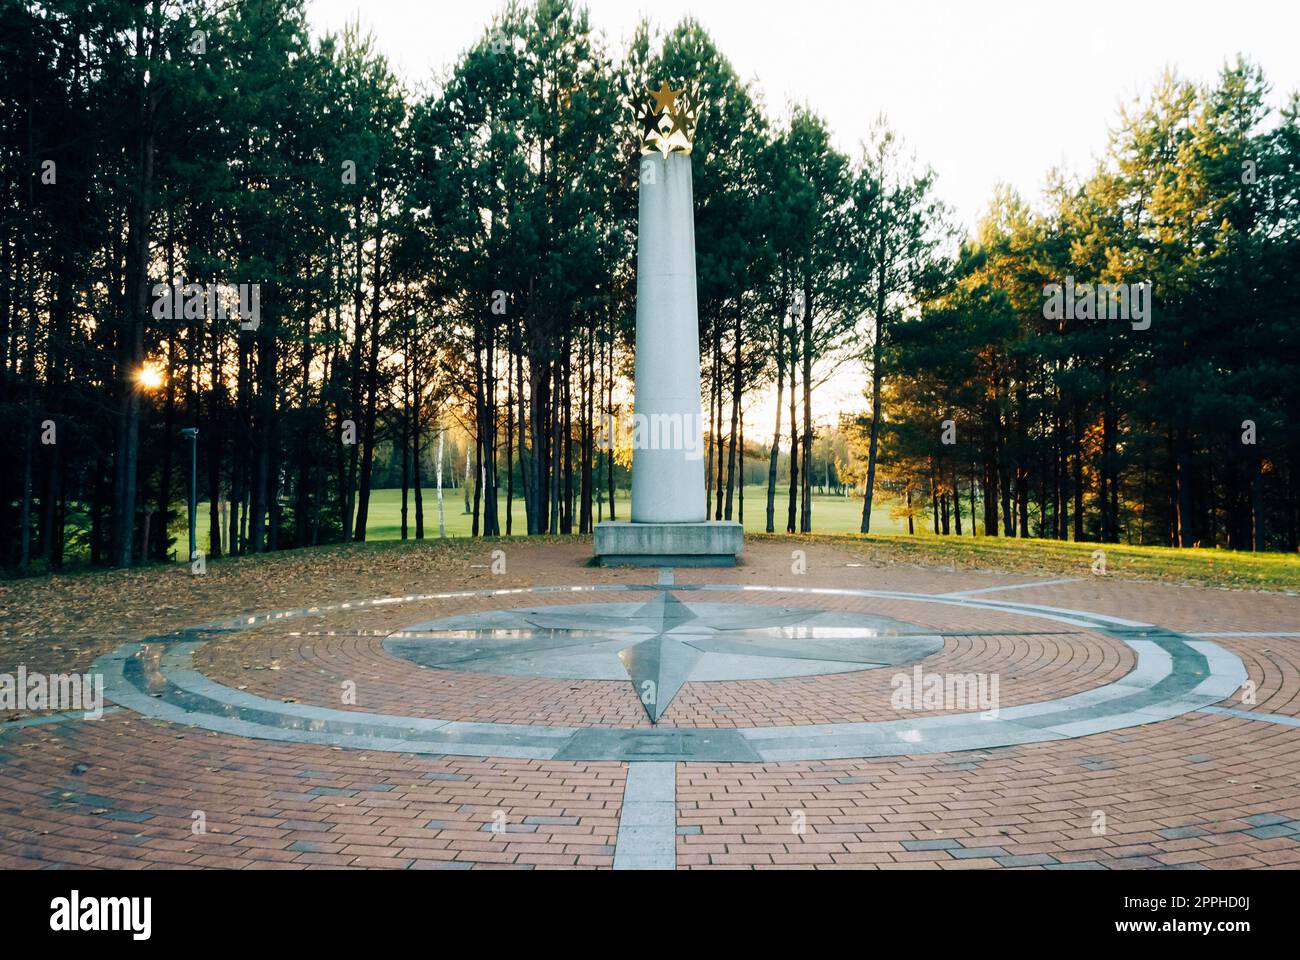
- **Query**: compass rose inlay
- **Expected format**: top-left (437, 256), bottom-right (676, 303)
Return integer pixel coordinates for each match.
top-left (383, 592), bottom-right (944, 722)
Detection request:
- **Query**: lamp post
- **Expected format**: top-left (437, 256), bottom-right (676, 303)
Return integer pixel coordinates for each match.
top-left (180, 427), bottom-right (198, 562)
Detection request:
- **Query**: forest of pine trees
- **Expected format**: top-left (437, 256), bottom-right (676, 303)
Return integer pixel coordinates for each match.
top-left (1, 0), bottom-right (1297, 573)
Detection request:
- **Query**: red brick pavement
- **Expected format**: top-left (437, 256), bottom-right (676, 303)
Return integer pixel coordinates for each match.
top-left (1, 538), bottom-right (1297, 869)
top-left (677, 714), bottom-right (1300, 870)
top-left (0, 715), bottom-right (622, 870)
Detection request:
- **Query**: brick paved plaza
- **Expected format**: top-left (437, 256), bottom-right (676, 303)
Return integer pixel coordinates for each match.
top-left (2, 539), bottom-right (1298, 870)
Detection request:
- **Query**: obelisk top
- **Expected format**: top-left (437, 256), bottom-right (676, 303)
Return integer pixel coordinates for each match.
top-left (636, 81), bottom-right (699, 158)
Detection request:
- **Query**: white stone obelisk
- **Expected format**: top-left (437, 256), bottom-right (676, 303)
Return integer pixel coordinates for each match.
top-left (630, 152), bottom-right (707, 523)
top-left (593, 84), bottom-right (741, 565)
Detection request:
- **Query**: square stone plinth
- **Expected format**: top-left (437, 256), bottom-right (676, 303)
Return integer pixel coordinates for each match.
top-left (594, 521), bottom-right (743, 566)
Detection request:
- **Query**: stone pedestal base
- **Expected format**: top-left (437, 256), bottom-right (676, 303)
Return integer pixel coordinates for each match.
top-left (594, 521), bottom-right (743, 567)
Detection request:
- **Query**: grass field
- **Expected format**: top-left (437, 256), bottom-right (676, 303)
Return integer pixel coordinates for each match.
top-left (773, 532), bottom-right (1300, 592)
top-left (363, 489), bottom-right (908, 539)
top-left (171, 488), bottom-right (1300, 592)
top-left (184, 488), bottom-right (907, 547)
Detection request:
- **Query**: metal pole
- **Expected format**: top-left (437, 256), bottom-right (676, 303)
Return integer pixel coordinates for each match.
top-left (181, 428), bottom-right (198, 560)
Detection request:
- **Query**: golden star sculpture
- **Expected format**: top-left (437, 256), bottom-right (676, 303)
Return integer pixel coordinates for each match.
top-left (637, 81), bottom-right (698, 157)
top-left (665, 105), bottom-right (692, 138)
top-left (648, 80), bottom-right (683, 114)
top-left (638, 106), bottom-right (663, 139)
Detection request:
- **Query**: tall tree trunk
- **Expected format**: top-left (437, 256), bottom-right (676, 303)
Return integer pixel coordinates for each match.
top-left (505, 329), bottom-right (514, 536)
top-left (1251, 446), bottom-right (1264, 552)
top-left (472, 322), bottom-right (485, 538)
top-left (952, 461), bottom-right (963, 536)
top-left (41, 259), bottom-right (71, 566)
top-left (724, 303), bottom-right (742, 519)
top-left (984, 402), bottom-right (1000, 537)
top-left (400, 344), bottom-right (410, 541)
top-left (580, 320), bottom-right (594, 534)
top-left (413, 374), bottom-right (424, 540)
top-left (765, 342), bottom-right (783, 534)
top-left (207, 323), bottom-right (223, 558)
top-left (562, 345), bottom-right (573, 534)
top-left (1071, 406), bottom-right (1084, 543)
top-left (603, 315), bottom-right (616, 520)
top-left (1175, 426), bottom-right (1195, 548)
top-left (250, 308), bottom-right (278, 554)
top-left (738, 406), bottom-right (744, 525)
top-left (999, 382), bottom-right (1014, 538)
top-left (483, 309), bottom-right (499, 537)
top-left (111, 15), bottom-right (158, 567)
top-left (436, 426), bottom-right (446, 537)
top-left (518, 324), bottom-right (534, 529)
top-left (1100, 366), bottom-right (1113, 542)
top-left (1016, 380), bottom-right (1030, 537)
top-left (786, 321), bottom-right (799, 533)
top-left (711, 316), bottom-right (723, 519)
top-left (353, 219), bottom-right (384, 542)
top-left (528, 354), bottom-right (548, 535)
top-left (548, 358), bottom-right (561, 534)
top-left (17, 211), bottom-right (37, 570)
top-left (800, 285), bottom-right (813, 533)
top-left (861, 292), bottom-right (886, 534)
top-left (343, 195), bottom-right (365, 540)
top-left (931, 467), bottom-right (940, 535)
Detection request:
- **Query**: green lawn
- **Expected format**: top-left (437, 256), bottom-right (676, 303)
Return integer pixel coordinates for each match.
top-left (182, 488), bottom-right (905, 548)
top-left (173, 488), bottom-right (1300, 592)
top-left (360, 488), bottom-right (907, 538)
top-left (788, 531), bottom-right (1300, 592)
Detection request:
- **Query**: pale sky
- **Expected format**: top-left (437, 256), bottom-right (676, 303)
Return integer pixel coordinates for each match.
top-left (307, 0), bottom-right (1300, 229)
top-left (304, 0), bottom-right (1300, 435)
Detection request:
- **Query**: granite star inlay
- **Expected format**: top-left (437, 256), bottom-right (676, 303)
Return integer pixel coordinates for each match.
top-left (383, 591), bottom-right (944, 722)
